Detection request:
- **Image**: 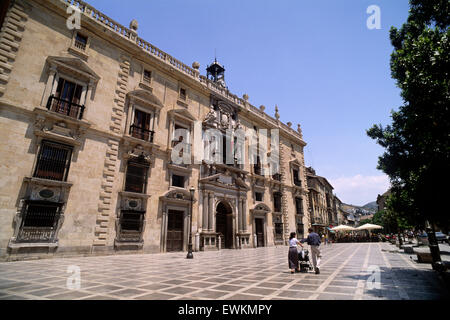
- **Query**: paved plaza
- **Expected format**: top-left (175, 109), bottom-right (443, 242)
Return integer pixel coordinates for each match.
top-left (0, 243), bottom-right (448, 300)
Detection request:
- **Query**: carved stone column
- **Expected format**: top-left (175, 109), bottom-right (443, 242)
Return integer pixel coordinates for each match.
top-left (208, 192), bottom-right (214, 231)
top-left (242, 199), bottom-right (247, 232)
top-left (42, 65), bottom-right (57, 107)
top-left (238, 198), bottom-right (243, 232)
top-left (202, 191), bottom-right (208, 230)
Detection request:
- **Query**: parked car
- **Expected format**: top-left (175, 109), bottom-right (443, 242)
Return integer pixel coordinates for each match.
top-left (435, 232), bottom-right (448, 243)
top-left (418, 231), bottom-right (447, 245)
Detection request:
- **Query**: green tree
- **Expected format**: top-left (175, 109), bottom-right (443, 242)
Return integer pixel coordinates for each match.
top-left (367, 0), bottom-right (450, 232)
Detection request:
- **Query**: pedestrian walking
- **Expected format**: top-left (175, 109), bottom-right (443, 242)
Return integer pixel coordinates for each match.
top-left (301, 228), bottom-right (322, 274)
top-left (288, 232), bottom-right (303, 274)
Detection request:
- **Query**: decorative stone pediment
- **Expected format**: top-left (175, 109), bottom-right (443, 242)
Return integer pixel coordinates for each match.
top-left (160, 189), bottom-right (195, 204)
top-left (23, 177), bottom-right (73, 203)
top-left (47, 56), bottom-right (100, 82)
top-left (290, 158), bottom-right (302, 167)
top-left (251, 203), bottom-right (271, 215)
top-left (123, 144), bottom-right (152, 163)
top-left (127, 89), bottom-right (163, 110)
top-left (118, 191), bottom-right (149, 212)
top-left (168, 108), bottom-right (196, 122)
top-left (33, 111), bottom-right (90, 146)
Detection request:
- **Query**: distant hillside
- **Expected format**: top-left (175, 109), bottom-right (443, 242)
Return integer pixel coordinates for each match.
top-left (362, 201), bottom-right (377, 211)
top-left (342, 202), bottom-right (376, 215)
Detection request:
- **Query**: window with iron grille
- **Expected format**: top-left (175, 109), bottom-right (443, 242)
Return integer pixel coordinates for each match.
top-left (275, 223), bottom-right (283, 240)
top-left (143, 69), bottom-right (151, 84)
top-left (297, 223), bottom-right (304, 239)
top-left (295, 197), bottom-right (303, 215)
top-left (120, 211), bottom-right (144, 231)
top-left (255, 192), bottom-right (263, 202)
top-left (293, 168), bottom-right (301, 186)
top-left (17, 201), bottom-right (62, 242)
top-left (179, 87), bottom-right (186, 101)
top-left (34, 140), bottom-right (73, 181)
top-left (124, 159), bottom-right (149, 194)
top-left (130, 108), bottom-right (153, 142)
top-left (74, 33), bottom-right (88, 51)
top-left (273, 192), bottom-right (282, 212)
top-left (47, 77), bottom-right (84, 119)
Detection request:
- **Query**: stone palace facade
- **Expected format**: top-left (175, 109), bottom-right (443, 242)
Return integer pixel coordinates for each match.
top-left (0, 0), bottom-right (314, 260)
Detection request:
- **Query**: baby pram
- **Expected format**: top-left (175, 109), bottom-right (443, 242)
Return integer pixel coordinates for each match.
top-left (298, 248), bottom-right (314, 272)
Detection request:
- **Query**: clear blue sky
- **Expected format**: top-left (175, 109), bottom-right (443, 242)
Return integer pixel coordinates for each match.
top-left (86, 0), bottom-right (410, 206)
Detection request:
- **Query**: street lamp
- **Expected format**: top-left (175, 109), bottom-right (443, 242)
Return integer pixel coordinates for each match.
top-left (186, 186), bottom-right (195, 259)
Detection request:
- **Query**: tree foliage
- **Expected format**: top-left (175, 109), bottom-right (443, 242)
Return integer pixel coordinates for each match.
top-left (367, 0), bottom-right (450, 231)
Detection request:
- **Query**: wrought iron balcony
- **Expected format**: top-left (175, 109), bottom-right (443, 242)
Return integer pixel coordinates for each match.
top-left (46, 95), bottom-right (85, 120)
top-left (130, 124), bottom-right (154, 143)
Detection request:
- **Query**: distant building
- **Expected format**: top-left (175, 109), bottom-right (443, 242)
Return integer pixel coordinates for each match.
top-left (306, 167), bottom-right (338, 235)
top-left (376, 190), bottom-right (391, 212)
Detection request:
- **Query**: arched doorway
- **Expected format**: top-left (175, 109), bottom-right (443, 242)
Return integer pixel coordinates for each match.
top-left (216, 201), bottom-right (233, 249)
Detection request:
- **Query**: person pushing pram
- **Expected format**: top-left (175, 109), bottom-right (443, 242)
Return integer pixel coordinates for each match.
top-left (300, 228), bottom-right (322, 274)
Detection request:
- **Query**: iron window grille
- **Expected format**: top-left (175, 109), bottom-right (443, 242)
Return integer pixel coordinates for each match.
top-left (74, 33), bottom-right (88, 51)
top-left (255, 192), bottom-right (263, 202)
top-left (179, 88), bottom-right (187, 101)
top-left (273, 192), bottom-right (282, 213)
top-left (17, 201), bottom-right (62, 243)
top-left (295, 198), bottom-right (303, 215)
top-left (33, 140), bottom-right (73, 181)
top-left (274, 223), bottom-right (283, 241)
top-left (124, 159), bottom-right (149, 194)
top-left (143, 69), bottom-right (151, 83)
top-left (118, 210), bottom-right (145, 242)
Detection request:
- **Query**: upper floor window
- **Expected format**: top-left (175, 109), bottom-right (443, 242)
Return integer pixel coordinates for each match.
top-left (130, 108), bottom-right (154, 143)
top-left (47, 77), bottom-right (85, 120)
top-left (143, 69), bottom-right (152, 84)
top-left (253, 156), bottom-right (262, 175)
top-left (68, 31), bottom-right (91, 60)
top-left (74, 33), bottom-right (88, 51)
top-left (33, 140), bottom-right (73, 182)
top-left (295, 197), bottom-right (303, 215)
top-left (172, 123), bottom-right (189, 148)
top-left (179, 87), bottom-right (187, 101)
top-left (255, 192), bottom-right (263, 202)
top-left (273, 192), bottom-right (282, 213)
top-left (171, 174), bottom-right (185, 188)
top-left (124, 159), bottom-right (149, 194)
top-left (293, 168), bottom-right (301, 186)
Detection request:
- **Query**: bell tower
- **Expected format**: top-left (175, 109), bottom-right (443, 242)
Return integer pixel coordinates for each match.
top-left (206, 58), bottom-right (226, 88)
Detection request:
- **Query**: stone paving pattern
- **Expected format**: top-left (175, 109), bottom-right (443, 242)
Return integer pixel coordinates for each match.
top-left (0, 243), bottom-right (448, 300)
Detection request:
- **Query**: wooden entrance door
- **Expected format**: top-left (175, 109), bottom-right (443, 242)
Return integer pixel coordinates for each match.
top-left (255, 218), bottom-right (265, 247)
top-left (166, 210), bottom-right (184, 252)
top-left (216, 202), bottom-right (233, 249)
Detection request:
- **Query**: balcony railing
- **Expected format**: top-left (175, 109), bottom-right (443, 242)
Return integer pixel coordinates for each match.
top-left (74, 39), bottom-right (87, 51)
top-left (46, 95), bottom-right (85, 120)
top-left (130, 124), bottom-right (154, 143)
